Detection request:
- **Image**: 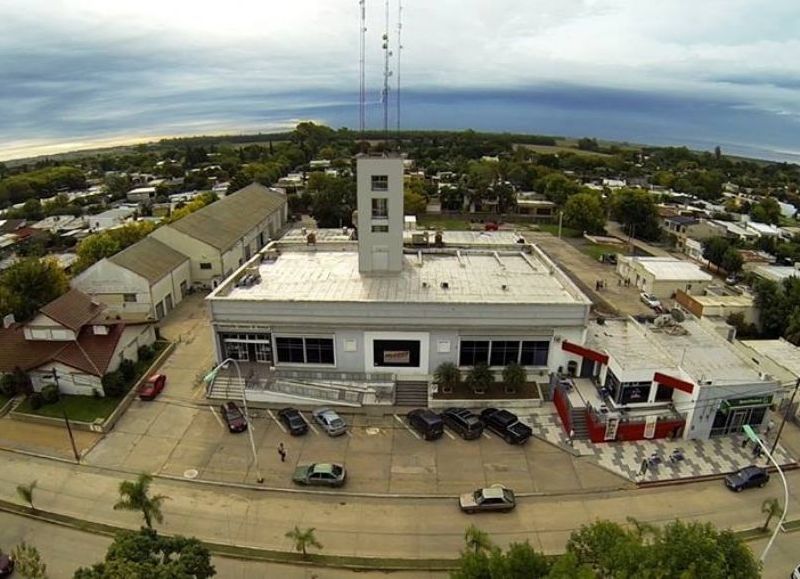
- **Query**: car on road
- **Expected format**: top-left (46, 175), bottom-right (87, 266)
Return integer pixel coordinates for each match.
top-left (312, 407), bottom-right (348, 437)
top-left (639, 292), bottom-right (662, 309)
top-left (792, 563), bottom-right (800, 579)
top-left (137, 373), bottom-right (166, 401)
top-left (725, 274), bottom-right (740, 285)
top-left (293, 463), bottom-right (347, 487)
top-left (724, 465), bottom-right (769, 492)
top-left (480, 408), bottom-right (532, 444)
top-left (277, 407), bottom-right (309, 436)
top-left (459, 484), bottom-right (516, 514)
top-left (220, 401), bottom-right (248, 433)
top-left (441, 407), bottom-right (484, 440)
top-left (0, 552), bottom-right (14, 577)
top-left (406, 408), bottom-right (444, 440)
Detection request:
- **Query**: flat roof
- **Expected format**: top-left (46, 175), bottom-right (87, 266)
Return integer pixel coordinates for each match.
top-left (586, 320), bottom-right (678, 373)
top-left (219, 248), bottom-right (589, 305)
top-left (754, 265), bottom-right (798, 282)
top-left (691, 294), bottom-right (754, 307)
top-left (631, 257), bottom-right (713, 281)
top-left (740, 340), bottom-right (800, 379)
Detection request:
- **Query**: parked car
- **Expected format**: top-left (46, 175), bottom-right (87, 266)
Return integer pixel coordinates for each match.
top-left (724, 465), bottom-right (769, 492)
top-left (406, 408), bottom-right (444, 440)
top-left (792, 563), bottom-right (800, 579)
top-left (220, 401), bottom-right (248, 433)
top-left (640, 292), bottom-right (662, 309)
top-left (312, 407), bottom-right (348, 437)
top-left (0, 552), bottom-right (13, 577)
top-left (441, 407), bottom-right (484, 440)
top-left (480, 408), bottom-right (532, 444)
top-left (277, 407), bottom-right (309, 436)
top-left (725, 274), bottom-right (740, 285)
top-left (137, 373), bottom-right (166, 401)
top-left (459, 484), bottom-right (516, 514)
top-left (293, 463), bottom-right (347, 487)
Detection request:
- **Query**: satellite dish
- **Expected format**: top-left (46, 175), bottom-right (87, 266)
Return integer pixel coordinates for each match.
top-left (670, 308), bottom-right (686, 322)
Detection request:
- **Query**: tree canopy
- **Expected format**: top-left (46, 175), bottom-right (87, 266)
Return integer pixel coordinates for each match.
top-left (73, 222), bottom-right (156, 274)
top-left (563, 192), bottom-right (606, 235)
top-left (0, 257), bottom-right (69, 322)
top-left (611, 188), bottom-right (662, 241)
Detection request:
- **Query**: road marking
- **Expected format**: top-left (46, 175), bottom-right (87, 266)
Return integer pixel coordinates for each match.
top-left (266, 409), bottom-right (287, 434)
top-left (393, 414), bottom-right (421, 440)
top-left (482, 431), bottom-right (492, 440)
top-left (443, 429), bottom-right (456, 440)
top-left (298, 411), bottom-right (319, 435)
top-left (209, 406), bottom-right (224, 428)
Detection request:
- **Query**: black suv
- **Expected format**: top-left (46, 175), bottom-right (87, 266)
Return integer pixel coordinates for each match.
top-left (407, 408), bottom-right (444, 440)
top-left (441, 407), bottom-right (484, 440)
top-left (724, 465), bottom-right (769, 492)
top-left (480, 408), bottom-right (532, 444)
top-left (277, 407), bottom-right (309, 436)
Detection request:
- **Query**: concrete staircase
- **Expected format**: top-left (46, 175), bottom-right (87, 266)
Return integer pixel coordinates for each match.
top-left (206, 376), bottom-right (244, 400)
top-left (394, 380), bottom-right (429, 407)
top-left (569, 405), bottom-right (590, 440)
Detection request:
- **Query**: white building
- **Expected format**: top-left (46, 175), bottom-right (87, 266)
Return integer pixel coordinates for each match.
top-left (89, 207), bottom-right (137, 231)
top-left (127, 187), bottom-right (157, 203)
top-left (616, 256), bottom-right (713, 299)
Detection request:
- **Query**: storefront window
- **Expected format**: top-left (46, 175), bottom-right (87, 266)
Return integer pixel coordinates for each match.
top-left (489, 341), bottom-right (520, 366)
top-left (373, 339), bottom-right (420, 367)
top-left (520, 341), bottom-right (549, 366)
top-left (459, 341), bottom-right (489, 366)
top-left (276, 337), bottom-right (305, 363)
top-left (619, 383), bottom-right (651, 404)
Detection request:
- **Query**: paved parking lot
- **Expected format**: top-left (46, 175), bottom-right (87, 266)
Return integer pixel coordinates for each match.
top-left (84, 400), bottom-right (627, 494)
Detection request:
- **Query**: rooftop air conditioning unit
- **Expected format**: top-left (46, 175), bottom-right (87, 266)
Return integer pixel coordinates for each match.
top-left (441, 282), bottom-right (449, 289)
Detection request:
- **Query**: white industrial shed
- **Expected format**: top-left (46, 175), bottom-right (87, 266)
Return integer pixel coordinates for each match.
top-left (616, 256), bottom-right (713, 299)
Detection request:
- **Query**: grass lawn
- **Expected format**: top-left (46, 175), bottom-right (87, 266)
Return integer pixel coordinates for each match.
top-left (417, 216), bottom-right (473, 230)
top-left (15, 394), bottom-right (121, 423)
top-left (535, 223), bottom-right (581, 238)
top-left (517, 143), bottom-right (612, 157)
top-left (580, 242), bottom-right (627, 261)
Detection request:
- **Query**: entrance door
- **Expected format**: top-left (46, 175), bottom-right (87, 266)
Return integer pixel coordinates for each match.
top-left (729, 410), bottom-right (748, 434)
top-left (580, 359), bottom-right (595, 378)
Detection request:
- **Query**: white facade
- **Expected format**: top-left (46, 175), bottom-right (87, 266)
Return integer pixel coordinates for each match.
top-left (616, 256), bottom-right (713, 298)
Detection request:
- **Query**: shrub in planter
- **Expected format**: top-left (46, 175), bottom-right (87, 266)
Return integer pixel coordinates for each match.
top-left (29, 393), bottom-right (44, 410)
top-left (40, 383), bottom-right (60, 405)
top-left (0, 374), bottom-right (17, 397)
top-left (102, 371), bottom-right (125, 398)
top-left (118, 359), bottom-right (136, 382)
top-left (137, 344), bottom-right (154, 362)
top-left (466, 363), bottom-right (493, 394)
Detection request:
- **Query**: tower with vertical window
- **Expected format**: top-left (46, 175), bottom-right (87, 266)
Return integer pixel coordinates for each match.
top-left (356, 156), bottom-right (404, 274)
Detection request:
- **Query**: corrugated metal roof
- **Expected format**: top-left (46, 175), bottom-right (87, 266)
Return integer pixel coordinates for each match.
top-left (165, 184), bottom-right (285, 250)
top-left (109, 237), bottom-right (188, 283)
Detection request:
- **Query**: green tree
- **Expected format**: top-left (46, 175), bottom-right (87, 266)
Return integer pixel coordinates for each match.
top-left (10, 542), bottom-right (48, 579)
top-left (489, 541), bottom-right (551, 577)
top-left (434, 362), bottom-right (461, 392)
top-left (721, 247), bottom-right (744, 274)
top-left (284, 526), bottom-right (322, 557)
top-left (465, 363), bottom-right (493, 394)
top-left (73, 222), bottom-right (155, 273)
top-left (464, 525), bottom-right (492, 554)
top-left (404, 190), bottom-right (427, 215)
top-left (16, 480), bottom-right (37, 511)
top-left (566, 519), bottom-right (644, 577)
top-left (611, 188), bottom-right (661, 241)
top-left (703, 236), bottom-right (732, 271)
top-left (0, 258), bottom-right (69, 321)
top-left (754, 279), bottom-right (790, 338)
top-left (563, 192), bottom-right (606, 234)
top-left (113, 473), bottom-right (169, 529)
top-left (537, 173), bottom-right (581, 205)
top-left (750, 197), bottom-right (782, 225)
top-left (761, 498), bottom-right (781, 532)
top-left (502, 362), bottom-right (526, 391)
top-left (73, 528), bottom-right (215, 579)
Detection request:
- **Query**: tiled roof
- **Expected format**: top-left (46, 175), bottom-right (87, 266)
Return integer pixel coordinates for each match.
top-left (165, 184), bottom-right (285, 250)
top-left (109, 237), bottom-right (188, 283)
top-left (39, 289), bottom-right (103, 332)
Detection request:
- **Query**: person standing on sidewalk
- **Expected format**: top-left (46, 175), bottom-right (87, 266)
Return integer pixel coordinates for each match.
top-left (278, 442), bottom-right (286, 462)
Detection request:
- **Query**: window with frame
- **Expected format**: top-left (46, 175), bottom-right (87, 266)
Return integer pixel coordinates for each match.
top-left (489, 341), bottom-right (520, 366)
top-left (275, 337), bottom-right (335, 365)
top-left (305, 338), bottom-right (335, 364)
top-left (459, 340), bottom-right (490, 366)
top-left (372, 198), bottom-right (388, 218)
top-left (371, 225), bottom-right (389, 233)
top-left (654, 384), bottom-right (673, 402)
top-left (619, 381), bottom-right (652, 404)
top-left (276, 337), bottom-right (305, 363)
top-left (520, 341), bottom-right (549, 366)
top-left (371, 175), bottom-right (388, 192)
top-left (123, 293), bottom-right (137, 303)
top-left (199, 262), bottom-right (212, 270)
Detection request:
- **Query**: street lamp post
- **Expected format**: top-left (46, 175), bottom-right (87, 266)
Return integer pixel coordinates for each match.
top-left (742, 425), bottom-right (789, 564)
top-left (51, 368), bottom-right (80, 463)
top-left (205, 358), bottom-right (264, 484)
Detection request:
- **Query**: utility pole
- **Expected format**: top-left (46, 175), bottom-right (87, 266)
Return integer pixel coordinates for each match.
top-left (558, 211), bottom-right (563, 239)
top-left (770, 378), bottom-right (800, 455)
top-left (52, 368), bottom-right (80, 463)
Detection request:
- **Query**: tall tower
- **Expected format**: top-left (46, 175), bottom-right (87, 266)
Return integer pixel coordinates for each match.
top-left (357, 156), bottom-right (404, 275)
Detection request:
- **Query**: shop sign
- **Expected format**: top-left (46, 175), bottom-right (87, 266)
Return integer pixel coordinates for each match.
top-left (720, 395), bottom-right (773, 411)
top-left (384, 350), bottom-right (410, 364)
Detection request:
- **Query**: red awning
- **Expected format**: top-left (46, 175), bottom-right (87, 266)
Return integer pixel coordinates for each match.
top-left (654, 372), bottom-right (694, 394)
top-left (561, 340), bottom-right (609, 365)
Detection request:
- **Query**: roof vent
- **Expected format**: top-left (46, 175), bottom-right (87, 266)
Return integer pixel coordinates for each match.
top-left (501, 284), bottom-right (508, 291)
top-left (441, 282), bottom-right (449, 289)
top-left (422, 282), bottom-right (428, 288)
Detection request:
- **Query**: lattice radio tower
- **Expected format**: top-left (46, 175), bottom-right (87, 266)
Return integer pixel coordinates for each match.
top-left (381, 0), bottom-right (393, 135)
top-left (396, 0), bottom-right (403, 132)
top-left (359, 0), bottom-right (367, 135)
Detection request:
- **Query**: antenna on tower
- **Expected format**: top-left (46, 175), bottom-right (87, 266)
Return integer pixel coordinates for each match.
top-left (396, 0), bottom-right (402, 133)
top-left (359, 0), bottom-right (367, 135)
top-left (381, 0), bottom-right (392, 136)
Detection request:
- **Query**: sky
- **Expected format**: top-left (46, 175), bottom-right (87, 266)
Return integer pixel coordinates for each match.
top-left (1, 0), bottom-right (800, 161)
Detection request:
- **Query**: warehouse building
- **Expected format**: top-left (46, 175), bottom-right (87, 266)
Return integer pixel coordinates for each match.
top-left (616, 256), bottom-right (712, 299)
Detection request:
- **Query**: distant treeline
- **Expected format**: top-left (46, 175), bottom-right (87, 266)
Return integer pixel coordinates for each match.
top-left (0, 165), bottom-right (86, 208)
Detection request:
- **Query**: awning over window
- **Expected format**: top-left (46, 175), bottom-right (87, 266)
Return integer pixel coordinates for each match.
top-left (561, 340), bottom-right (609, 365)
top-left (653, 372), bottom-right (694, 394)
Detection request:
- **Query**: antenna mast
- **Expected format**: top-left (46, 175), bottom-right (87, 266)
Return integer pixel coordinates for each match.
top-left (381, 0), bottom-right (392, 135)
top-left (396, 0), bottom-right (402, 133)
top-left (359, 0), bottom-right (366, 134)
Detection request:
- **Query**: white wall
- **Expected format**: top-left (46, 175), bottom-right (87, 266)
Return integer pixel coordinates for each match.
top-left (107, 324), bottom-right (156, 372)
top-left (685, 381), bottom-right (777, 440)
top-left (30, 362), bottom-right (101, 396)
top-left (150, 226), bottom-right (221, 283)
top-left (71, 259), bottom-right (151, 313)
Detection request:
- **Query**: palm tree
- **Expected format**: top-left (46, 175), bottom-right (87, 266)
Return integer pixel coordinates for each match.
top-left (113, 473), bottom-right (169, 529)
top-left (466, 363), bottom-right (493, 394)
top-left (761, 498), bottom-right (781, 532)
top-left (285, 526), bottom-right (322, 557)
top-left (17, 480), bottom-right (37, 511)
top-left (502, 362), bottom-right (526, 393)
top-left (464, 524), bottom-right (492, 554)
top-left (434, 362), bottom-right (461, 393)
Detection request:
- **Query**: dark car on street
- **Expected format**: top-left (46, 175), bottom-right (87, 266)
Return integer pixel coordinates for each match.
top-left (220, 401), bottom-right (248, 433)
top-left (0, 552), bottom-right (13, 577)
top-left (480, 408), bottom-right (532, 444)
top-left (724, 465), bottom-right (769, 492)
top-left (441, 407), bottom-right (484, 440)
top-left (277, 407), bottom-right (309, 436)
top-left (406, 408), bottom-right (444, 440)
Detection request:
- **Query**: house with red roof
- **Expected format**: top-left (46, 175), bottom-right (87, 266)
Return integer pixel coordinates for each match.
top-left (0, 289), bottom-right (155, 396)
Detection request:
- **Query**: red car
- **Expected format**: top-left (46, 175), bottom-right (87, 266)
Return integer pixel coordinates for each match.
top-left (138, 374), bottom-right (166, 401)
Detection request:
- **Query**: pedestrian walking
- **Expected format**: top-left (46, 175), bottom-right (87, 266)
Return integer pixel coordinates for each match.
top-left (639, 459), bottom-right (648, 477)
top-left (741, 437), bottom-right (748, 449)
top-left (752, 444), bottom-right (763, 459)
top-left (618, 278), bottom-right (622, 287)
top-left (278, 442), bottom-right (286, 462)
top-left (568, 429), bottom-right (575, 447)
top-left (766, 419), bottom-right (775, 436)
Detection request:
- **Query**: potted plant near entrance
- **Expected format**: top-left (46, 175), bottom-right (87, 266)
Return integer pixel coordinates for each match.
top-left (466, 363), bottom-right (493, 395)
top-left (502, 362), bottom-right (526, 395)
top-left (434, 362), bottom-right (461, 394)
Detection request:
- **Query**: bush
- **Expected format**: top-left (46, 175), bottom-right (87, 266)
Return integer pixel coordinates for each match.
top-left (118, 359), bottom-right (136, 382)
top-left (0, 374), bottom-right (17, 397)
top-left (40, 383), bottom-right (60, 405)
top-left (137, 344), bottom-right (154, 362)
top-left (29, 393), bottom-right (44, 410)
top-left (102, 371), bottom-right (126, 398)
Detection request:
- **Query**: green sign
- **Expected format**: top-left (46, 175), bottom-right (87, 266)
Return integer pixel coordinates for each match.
top-left (720, 395), bottom-right (773, 411)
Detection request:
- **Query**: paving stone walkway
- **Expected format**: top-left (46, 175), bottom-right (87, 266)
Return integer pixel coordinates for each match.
top-left (528, 410), bottom-right (797, 483)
